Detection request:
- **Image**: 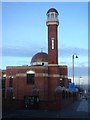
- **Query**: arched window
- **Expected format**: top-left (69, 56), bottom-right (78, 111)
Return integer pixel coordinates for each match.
top-left (51, 13), bottom-right (54, 19)
top-left (9, 76), bottom-right (13, 87)
top-left (51, 38), bottom-right (54, 49)
top-left (26, 71), bottom-right (35, 84)
top-left (47, 14), bottom-right (50, 19)
top-left (55, 13), bottom-right (57, 18)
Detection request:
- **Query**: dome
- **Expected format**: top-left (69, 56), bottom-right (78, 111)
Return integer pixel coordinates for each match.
top-left (47, 8), bottom-right (58, 14)
top-left (31, 52), bottom-right (48, 66)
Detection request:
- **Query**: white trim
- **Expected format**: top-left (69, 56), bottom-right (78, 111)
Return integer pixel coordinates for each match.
top-left (46, 21), bottom-right (59, 26)
top-left (60, 75), bottom-right (63, 78)
top-left (49, 74), bottom-right (68, 78)
top-left (15, 73), bottom-right (48, 77)
top-left (16, 74), bottom-right (26, 77)
top-left (36, 73), bottom-right (48, 77)
top-left (48, 64), bottom-right (59, 66)
top-left (27, 70), bottom-right (35, 74)
top-left (48, 74), bottom-right (60, 77)
top-left (7, 73), bottom-right (67, 78)
top-left (32, 62), bottom-right (48, 66)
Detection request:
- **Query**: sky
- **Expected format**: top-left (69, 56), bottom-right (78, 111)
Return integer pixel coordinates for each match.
top-left (1, 2), bottom-right (88, 87)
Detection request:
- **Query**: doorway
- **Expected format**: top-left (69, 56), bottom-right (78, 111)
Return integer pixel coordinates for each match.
top-left (24, 95), bottom-right (39, 109)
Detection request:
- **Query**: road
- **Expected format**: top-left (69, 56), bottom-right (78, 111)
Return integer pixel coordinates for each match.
top-left (59, 98), bottom-right (89, 118)
top-left (2, 97), bottom-right (90, 119)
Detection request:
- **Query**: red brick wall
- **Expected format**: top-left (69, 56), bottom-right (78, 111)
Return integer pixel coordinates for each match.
top-left (48, 65), bottom-right (60, 100)
top-left (5, 66), bottom-right (49, 101)
top-left (4, 64), bottom-right (70, 110)
top-left (48, 25), bottom-right (58, 64)
top-left (59, 66), bottom-right (68, 88)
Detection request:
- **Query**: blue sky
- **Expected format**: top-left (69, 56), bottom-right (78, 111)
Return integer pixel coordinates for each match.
top-left (1, 2), bottom-right (88, 86)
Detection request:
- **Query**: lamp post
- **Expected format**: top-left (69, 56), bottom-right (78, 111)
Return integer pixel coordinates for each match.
top-left (72, 54), bottom-right (78, 84)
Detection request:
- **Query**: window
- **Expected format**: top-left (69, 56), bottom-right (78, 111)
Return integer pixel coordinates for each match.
top-left (55, 13), bottom-right (57, 18)
top-left (27, 74), bottom-right (35, 84)
top-left (47, 14), bottom-right (50, 19)
top-left (9, 76), bottom-right (13, 87)
top-left (51, 38), bottom-right (54, 49)
top-left (51, 13), bottom-right (54, 19)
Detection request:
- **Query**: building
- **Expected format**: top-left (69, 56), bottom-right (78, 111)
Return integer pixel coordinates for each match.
top-left (2, 8), bottom-right (77, 110)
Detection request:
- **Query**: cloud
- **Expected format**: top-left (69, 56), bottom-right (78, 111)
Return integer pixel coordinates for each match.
top-left (58, 47), bottom-right (88, 57)
top-left (68, 66), bottom-right (88, 77)
top-left (2, 46), bottom-right (88, 58)
top-left (2, 46), bottom-right (40, 57)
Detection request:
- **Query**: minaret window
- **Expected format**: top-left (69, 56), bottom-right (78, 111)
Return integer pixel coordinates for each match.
top-left (55, 13), bottom-right (57, 18)
top-left (51, 38), bottom-right (54, 49)
top-left (47, 14), bottom-right (50, 19)
top-left (51, 13), bottom-right (54, 19)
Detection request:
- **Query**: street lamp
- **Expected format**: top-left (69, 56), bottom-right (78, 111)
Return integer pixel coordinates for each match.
top-left (72, 54), bottom-right (78, 84)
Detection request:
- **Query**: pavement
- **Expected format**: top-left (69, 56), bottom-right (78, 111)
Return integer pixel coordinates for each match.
top-left (2, 97), bottom-right (90, 119)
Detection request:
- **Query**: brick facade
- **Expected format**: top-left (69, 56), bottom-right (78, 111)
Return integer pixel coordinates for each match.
top-left (2, 8), bottom-right (78, 110)
top-left (4, 65), bottom-right (68, 101)
top-left (48, 25), bottom-right (58, 64)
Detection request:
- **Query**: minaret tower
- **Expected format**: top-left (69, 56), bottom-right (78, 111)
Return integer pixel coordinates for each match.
top-left (46, 8), bottom-right (59, 64)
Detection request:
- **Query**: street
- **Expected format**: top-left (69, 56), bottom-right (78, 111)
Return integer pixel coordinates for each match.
top-left (2, 97), bottom-right (90, 119)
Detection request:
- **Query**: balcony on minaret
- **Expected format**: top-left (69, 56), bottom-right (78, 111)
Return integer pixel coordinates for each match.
top-left (46, 11), bottom-right (59, 26)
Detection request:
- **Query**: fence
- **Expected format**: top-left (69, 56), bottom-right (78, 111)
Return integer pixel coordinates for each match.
top-left (2, 91), bottom-right (78, 111)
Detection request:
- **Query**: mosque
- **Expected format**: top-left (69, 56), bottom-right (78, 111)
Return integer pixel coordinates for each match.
top-left (2, 8), bottom-right (77, 110)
